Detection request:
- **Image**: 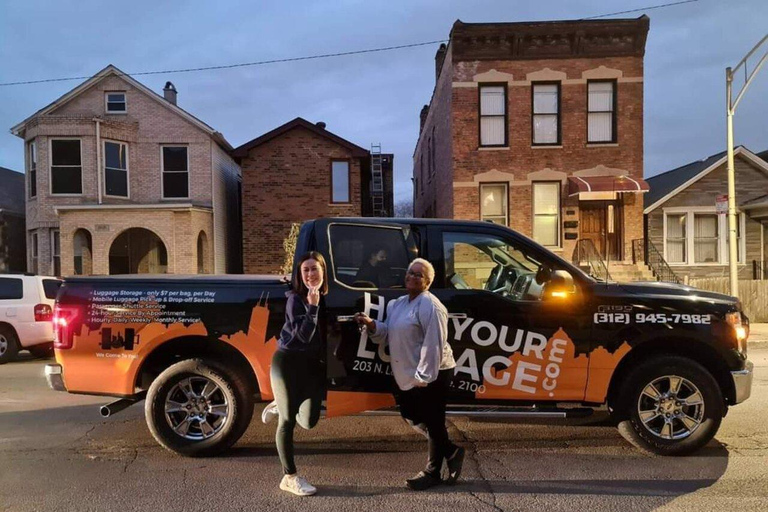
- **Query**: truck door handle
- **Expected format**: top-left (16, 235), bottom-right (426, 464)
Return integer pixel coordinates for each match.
top-left (336, 315), bottom-right (357, 323)
top-left (448, 313), bottom-right (467, 320)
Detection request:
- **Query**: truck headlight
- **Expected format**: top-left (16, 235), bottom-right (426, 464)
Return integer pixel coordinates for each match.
top-left (726, 311), bottom-right (748, 352)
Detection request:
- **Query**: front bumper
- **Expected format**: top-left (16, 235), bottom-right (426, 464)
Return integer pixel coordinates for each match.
top-left (45, 364), bottom-right (67, 392)
top-left (731, 361), bottom-right (753, 404)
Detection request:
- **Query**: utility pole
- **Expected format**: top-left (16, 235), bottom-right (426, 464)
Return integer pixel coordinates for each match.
top-left (725, 34), bottom-right (768, 298)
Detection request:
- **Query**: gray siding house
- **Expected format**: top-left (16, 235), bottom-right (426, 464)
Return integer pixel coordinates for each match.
top-left (644, 146), bottom-right (768, 281)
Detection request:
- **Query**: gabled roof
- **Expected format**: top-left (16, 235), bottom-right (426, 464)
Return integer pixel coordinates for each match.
top-left (757, 149), bottom-right (768, 163)
top-left (232, 117), bottom-right (368, 158)
top-left (644, 146), bottom-right (768, 213)
top-left (10, 65), bottom-right (233, 151)
top-left (0, 167), bottom-right (25, 214)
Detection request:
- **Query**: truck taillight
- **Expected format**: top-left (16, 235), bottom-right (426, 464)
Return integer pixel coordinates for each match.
top-left (34, 304), bottom-right (53, 322)
top-left (53, 305), bottom-right (79, 350)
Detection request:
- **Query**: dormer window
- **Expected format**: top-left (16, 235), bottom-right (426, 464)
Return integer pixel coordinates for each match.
top-left (105, 92), bottom-right (127, 113)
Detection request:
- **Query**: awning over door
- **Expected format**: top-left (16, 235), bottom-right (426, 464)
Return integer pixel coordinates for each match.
top-left (567, 175), bottom-right (649, 197)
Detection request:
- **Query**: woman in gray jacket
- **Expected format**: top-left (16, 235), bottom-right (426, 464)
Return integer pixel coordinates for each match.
top-left (356, 258), bottom-right (465, 490)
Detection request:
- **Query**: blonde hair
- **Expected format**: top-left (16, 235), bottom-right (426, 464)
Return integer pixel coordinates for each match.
top-left (408, 258), bottom-right (435, 288)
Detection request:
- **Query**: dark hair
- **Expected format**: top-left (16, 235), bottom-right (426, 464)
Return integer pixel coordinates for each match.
top-left (292, 251), bottom-right (329, 297)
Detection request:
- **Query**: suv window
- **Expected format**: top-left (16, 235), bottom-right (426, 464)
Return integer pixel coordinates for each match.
top-left (0, 278), bottom-right (23, 300)
top-left (442, 232), bottom-right (548, 301)
top-left (329, 224), bottom-right (412, 289)
top-left (42, 279), bottom-right (63, 300)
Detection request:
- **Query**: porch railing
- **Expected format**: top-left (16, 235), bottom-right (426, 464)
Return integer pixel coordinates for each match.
top-left (632, 238), bottom-right (681, 284)
top-left (754, 260), bottom-right (767, 280)
top-left (572, 239), bottom-right (611, 282)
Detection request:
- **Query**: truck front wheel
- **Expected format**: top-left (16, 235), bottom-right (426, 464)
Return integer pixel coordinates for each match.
top-left (616, 355), bottom-right (724, 456)
top-left (145, 359), bottom-right (254, 457)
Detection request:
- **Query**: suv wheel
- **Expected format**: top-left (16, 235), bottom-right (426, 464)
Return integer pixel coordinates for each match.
top-left (145, 359), bottom-right (254, 457)
top-left (0, 326), bottom-right (19, 364)
top-left (617, 355), bottom-right (723, 456)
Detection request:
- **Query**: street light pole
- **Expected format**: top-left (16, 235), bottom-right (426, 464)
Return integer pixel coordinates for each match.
top-left (724, 34), bottom-right (768, 298)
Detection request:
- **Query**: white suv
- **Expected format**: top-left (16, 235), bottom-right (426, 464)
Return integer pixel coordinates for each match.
top-left (0, 275), bottom-right (62, 364)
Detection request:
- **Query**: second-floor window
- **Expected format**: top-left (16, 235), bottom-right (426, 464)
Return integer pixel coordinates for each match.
top-left (480, 183), bottom-right (508, 225)
top-left (479, 85), bottom-right (507, 147)
top-left (331, 160), bottom-right (350, 203)
top-left (28, 141), bottom-right (37, 198)
top-left (162, 146), bottom-right (189, 198)
top-left (588, 81), bottom-right (616, 143)
top-left (532, 83), bottom-right (560, 145)
top-left (104, 141), bottom-right (128, 197)
top-left (51, 139), bottom-right (82, 195)
top-left (429, 126), bottom-right (436, 182)
top-left (105, 92), bottom-right (127, 113)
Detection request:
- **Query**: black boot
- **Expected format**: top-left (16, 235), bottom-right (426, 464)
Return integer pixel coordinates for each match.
top-left (445, 447), bottom-right (465, 485)
top-left (406, 471), bottom-right (441, 491)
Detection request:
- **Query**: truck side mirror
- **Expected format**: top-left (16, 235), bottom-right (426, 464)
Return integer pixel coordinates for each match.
top-left (543, 270), bottom-right (575, 300)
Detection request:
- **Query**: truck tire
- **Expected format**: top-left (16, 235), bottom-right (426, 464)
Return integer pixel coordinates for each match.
top-left (616, 355), bottom-right (723, 456)
top-left (0, 325), bottom-right (19, 365)
top-left (145, 358), bottom-right (254, 457)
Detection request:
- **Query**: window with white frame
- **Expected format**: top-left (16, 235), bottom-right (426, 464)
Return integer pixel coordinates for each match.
top-left (104, 141), bottom-right (128, 197)
top-left (162, 146), bottom-right (189, 198)
top-left (51, 139), bottom-right (82, 194)
top-left (30, 232), bottom-right (38, 274)
top-left (51, 229), bottom-right (61, 276)
top-left (480, 183), bottom-right (508, 225)
top-left (588, 81), bottom-right (616, 143)
top-left (664, 210), bottom-right (745, 265)
top-left (331, 160), bottom-right (350, 203)
top-left (532, 182), bottom-right (560, 246)
top-left (532, 83), bottom-right (560, 145)
top-left (105, 92), bottom-right (127, 113)
top-left (665, 214), bottom-right (686, 263)
top-left (479, 85), bottom-right (506, 146)
top-left (28, 141), bottom-right (37, 197)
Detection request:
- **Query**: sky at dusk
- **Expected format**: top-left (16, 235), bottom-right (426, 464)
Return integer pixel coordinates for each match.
top-left (1, 0), bottom-right (766, 204)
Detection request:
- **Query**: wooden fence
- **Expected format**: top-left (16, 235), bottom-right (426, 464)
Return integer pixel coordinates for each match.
top-left (689, 278), bottom-right (768, 322)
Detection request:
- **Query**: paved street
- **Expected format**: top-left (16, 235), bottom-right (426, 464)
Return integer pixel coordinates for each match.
top-left (1, 344), bottom-right (767, 512)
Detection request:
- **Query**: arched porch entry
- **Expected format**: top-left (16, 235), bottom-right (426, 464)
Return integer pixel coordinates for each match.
top-left (109, 228), bottom-right (168, 274)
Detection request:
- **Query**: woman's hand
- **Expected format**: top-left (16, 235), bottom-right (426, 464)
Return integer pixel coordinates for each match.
top-left (354, 312), bottom-right (376, 333)
top-left (307, 285), bottom-right (320, 306)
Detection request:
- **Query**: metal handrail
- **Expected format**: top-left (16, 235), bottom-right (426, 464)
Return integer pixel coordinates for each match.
top-left (754, 260), bottom-right (767, 280)
top-left (634, 238), bottom-right (681, 284)
top-left (572, 239), bottom-right (611, 282)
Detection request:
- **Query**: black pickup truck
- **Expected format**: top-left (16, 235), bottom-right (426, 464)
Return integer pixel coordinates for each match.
top-left (46, 218), bottom-right (753, 457)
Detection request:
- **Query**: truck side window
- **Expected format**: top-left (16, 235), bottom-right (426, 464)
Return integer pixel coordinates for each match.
top-left (329, 224), bottom-right (412, 289)
top-left (442, 232), bottom-right (545, 301)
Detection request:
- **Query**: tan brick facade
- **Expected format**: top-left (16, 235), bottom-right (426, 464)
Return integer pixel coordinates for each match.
top-left (12, 66), bottom-right (240, 276)
top-left (415, 18), bottom-right (649, 263)
top-left (238, 122), bottom-right (365, 274)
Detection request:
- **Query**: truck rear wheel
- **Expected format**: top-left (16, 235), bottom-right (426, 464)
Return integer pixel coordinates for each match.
top-left (145, 359), bottom-right (254, 457)
top-left (616, 355), bottom-right (723, 456)
top-left (0, 326), bottom-right (19, 365)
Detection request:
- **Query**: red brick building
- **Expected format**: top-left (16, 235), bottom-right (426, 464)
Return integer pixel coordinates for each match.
top-left (234, 118), bottom-right (393, 274)
top-left (414, 17), bottom-right (650, 264)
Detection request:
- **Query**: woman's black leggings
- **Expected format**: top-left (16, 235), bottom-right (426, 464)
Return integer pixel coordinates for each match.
top-left (270, 350), bottom-right (324, 475)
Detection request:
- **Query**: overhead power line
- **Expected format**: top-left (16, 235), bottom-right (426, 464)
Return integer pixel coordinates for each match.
top-left (0, 0), bottom-right (701, 87)
top-left (581, 0), bottom-right (699, 20)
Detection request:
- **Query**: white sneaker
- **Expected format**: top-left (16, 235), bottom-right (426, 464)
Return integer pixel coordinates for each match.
top-left (261, 401), bottom-right (278, 424)
top-left (279, 474), bottom-right (317, 496)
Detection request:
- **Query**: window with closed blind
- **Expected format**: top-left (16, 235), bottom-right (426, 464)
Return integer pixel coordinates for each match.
top-left (665, 214), bottom-right (686, 263)
top-left (479, 85), bottom-right (507, 147)
top-left (480, 183), bottom-right (508, 226)
top-left (532, 182), bottom-right (560, 247)
top-left (588, 81), bottom-right (616, 143)
top-left (532, 83), bottom-right (560, 145)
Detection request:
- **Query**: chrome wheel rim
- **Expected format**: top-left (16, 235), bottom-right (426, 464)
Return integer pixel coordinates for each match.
top-left (164, 376), bottom-right (229, 441)
top-left (637, 375), bottom-right (705, 441)
top-left (0, 335), bottom-right (7, 356)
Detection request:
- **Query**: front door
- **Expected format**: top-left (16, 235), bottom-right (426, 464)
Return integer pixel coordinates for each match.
top-left (580, 201), bottom-right (621, 261)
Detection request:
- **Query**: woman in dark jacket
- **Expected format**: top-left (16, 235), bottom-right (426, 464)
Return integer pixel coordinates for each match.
top-left (261, 251), bottom-right (328, 496)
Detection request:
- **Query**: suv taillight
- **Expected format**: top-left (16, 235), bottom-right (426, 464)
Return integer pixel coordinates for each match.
top-left (53, 305), bottom-right (79, 350)
top-left (34, 304), bottom-right (53, 322)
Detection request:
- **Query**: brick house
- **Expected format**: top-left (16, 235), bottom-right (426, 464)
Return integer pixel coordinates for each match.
top-left (10, 65), bottom-right (241, 276)
top-left (233, 118), bottom-right (394, 274)
top-left (414, 17), bottom-right (650, 266)
top-left (0, 166), bottom-right (27, 273)
top-left (644, 146), bottom-right (768, 281)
